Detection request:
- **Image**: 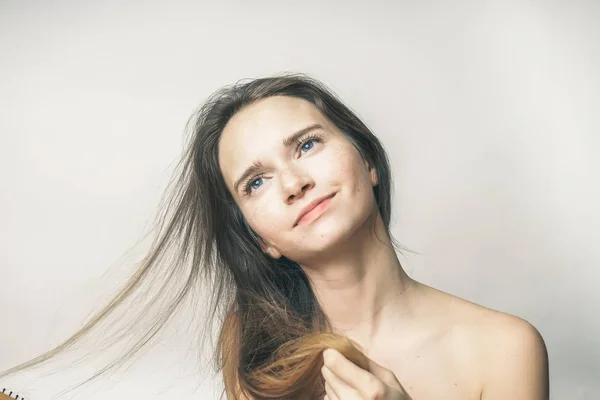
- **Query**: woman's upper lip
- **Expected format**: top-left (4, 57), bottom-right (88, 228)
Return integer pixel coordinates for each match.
top-left (294, 192), bottom-right (336, 226)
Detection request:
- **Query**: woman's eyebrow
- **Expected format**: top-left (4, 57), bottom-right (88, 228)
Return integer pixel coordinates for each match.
top-left (233, 124), bottom-right (323, 193)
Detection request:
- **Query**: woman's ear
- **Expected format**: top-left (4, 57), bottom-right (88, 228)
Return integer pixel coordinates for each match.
top-left (265, 247), bottom-right (283, 259)
top-left (370, 166), bottom-right (378, 187)
top-left (365, 160), bottom-right (378, 187)
top-left (257, 236), bottom-right (282, 259)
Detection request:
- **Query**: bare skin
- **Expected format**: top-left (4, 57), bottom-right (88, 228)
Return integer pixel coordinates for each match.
top-left (219, 96), bottom-right (549, 399)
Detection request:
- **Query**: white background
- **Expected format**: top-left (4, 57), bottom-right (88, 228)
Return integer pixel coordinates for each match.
top-left (1, 1), bottom-right (598, 399)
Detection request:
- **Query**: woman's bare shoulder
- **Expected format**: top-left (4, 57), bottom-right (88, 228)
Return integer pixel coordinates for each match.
top-left (419, 282), bottom-right (539, 329)
top-left (425, 283), bottom-right (545, 353)
top-left (435, 286), bottom-right (545, 346)
top-left (473, 310), bottom-right (549, 398)
top-left (426, 285), bottom-right (549, 398)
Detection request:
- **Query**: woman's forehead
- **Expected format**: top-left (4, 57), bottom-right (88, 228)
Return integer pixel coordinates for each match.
top-left (225, 96), bottom-right (326, 138)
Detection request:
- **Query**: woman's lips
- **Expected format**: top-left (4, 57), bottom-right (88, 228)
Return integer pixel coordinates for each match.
top-left (295, 193), bottom-right (336, 227)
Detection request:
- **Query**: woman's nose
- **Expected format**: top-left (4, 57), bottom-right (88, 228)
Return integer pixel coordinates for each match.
top-left (281, 169), bottom-right (313, 203)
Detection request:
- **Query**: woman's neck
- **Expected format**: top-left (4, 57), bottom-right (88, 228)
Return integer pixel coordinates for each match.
top-left (302, 213), bottom-right (420, 351)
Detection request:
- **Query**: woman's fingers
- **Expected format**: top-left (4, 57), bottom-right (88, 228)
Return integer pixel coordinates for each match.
top-left (367, 356), bottom-right (402, 388)
top-left (322, 364), bottom-right (360, 399)
top-left (323, 348), bottom-right (411, 399)
top-left (323, 348), bottom-right (383, 393)
top-left (324, 379), bottom-right (338, 400)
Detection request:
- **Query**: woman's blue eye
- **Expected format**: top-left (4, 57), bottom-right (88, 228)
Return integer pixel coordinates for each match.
top-left (250, 177), bottom-right (263, 190)
top-left (301, 140), bottom-right (315, 152)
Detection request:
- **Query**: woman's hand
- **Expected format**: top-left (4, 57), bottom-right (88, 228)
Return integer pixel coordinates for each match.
top-left (321, 348), bottom-right (412, 400)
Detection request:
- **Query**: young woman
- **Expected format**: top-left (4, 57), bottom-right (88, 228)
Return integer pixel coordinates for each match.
top-left (1, 74), bottom-right (549, 399)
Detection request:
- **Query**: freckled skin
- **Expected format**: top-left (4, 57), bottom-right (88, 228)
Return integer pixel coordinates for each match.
top-left (218, 96), bottom-right (378, 265)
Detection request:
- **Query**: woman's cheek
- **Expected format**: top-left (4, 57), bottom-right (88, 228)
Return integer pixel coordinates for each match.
top-left (249, 201), bottom-right (281, 233)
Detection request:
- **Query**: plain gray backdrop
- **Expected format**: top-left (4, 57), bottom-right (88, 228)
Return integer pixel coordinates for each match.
top-left (1, 0), bottom-right (598, 399)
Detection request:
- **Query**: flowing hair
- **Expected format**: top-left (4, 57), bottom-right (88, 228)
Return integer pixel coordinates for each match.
top-left (0, 73), bottom-right (409, 399)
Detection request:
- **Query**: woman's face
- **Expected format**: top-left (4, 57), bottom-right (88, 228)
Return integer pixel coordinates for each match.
top-left (218, 96), bottom-right (378, 263)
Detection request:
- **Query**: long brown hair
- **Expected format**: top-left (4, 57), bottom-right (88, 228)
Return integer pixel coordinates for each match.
top-left (0, 73), bottom-right (409, 399)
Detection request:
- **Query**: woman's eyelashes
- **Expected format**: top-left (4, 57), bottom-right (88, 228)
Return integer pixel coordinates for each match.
top-left (242, 133), bottom-right (324, 195)
top-left (296, 133), bottom-right (322, 153)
